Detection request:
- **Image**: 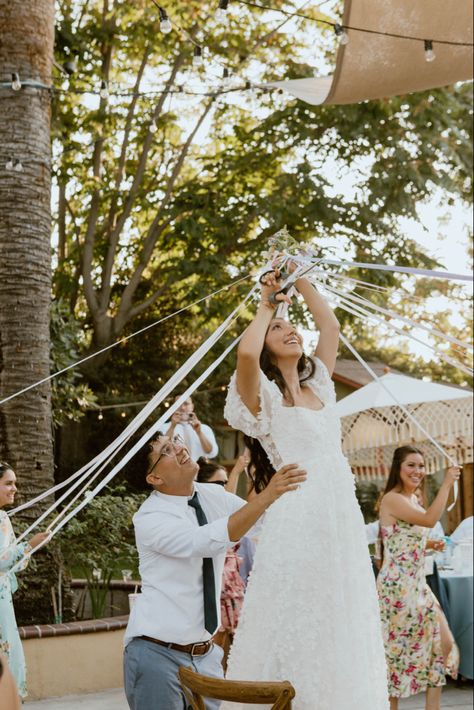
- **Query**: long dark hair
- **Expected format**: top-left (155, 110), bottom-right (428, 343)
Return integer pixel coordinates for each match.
top-left (245, 345), bottom-right (315, 494)
top-left (0, 462), bottom-right (13, 479)
top-left (383, 445), bottom-right (425, 496)
top-left (196, 457), bottom-right (225, 483)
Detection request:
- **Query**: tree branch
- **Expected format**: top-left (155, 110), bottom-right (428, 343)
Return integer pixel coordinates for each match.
top-left (102, 50), bottom-right (187, 287)
top-left (116, 98), bottom-right (215, 321)
top-left (99, 45), bottom-right (151, 310)
top-left (81, 1), bottom-right (115, 315)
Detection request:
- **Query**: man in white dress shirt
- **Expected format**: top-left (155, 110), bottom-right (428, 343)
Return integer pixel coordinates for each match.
top-left (164, 396), bottom-right (219, 460)
top-left (123, 432), bottom-right (306, 710)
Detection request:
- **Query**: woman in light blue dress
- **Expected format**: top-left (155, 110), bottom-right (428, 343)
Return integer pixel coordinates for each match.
top-left (0, 462), bottom-right (49, 698)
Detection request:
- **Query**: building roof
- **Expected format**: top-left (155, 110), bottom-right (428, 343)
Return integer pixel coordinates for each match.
top-left (332, 358), bottom-right (472, 392)
top-left (332, 358), bottom-right (398, 389)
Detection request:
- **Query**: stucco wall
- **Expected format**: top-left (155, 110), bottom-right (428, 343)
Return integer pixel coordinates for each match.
top-left (23, 627), bottom-right (125, 700)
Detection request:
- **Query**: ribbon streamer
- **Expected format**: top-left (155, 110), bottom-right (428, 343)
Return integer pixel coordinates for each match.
top-left (321, 281), bottom-right (473, 376)
top-left (6, 332), bottom-right (244, 577)
top-left (6, 243), bottom-right (467, 566)
top-left (308, 268), bottom-right (473, 353)
top-left (11, 284), bottom-right (256, 532)
top-left (319, 259), bottom-right (472, 283)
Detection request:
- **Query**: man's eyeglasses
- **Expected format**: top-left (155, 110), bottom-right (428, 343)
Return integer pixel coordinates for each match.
top-left (209, 480), bottom-right (227, 487)
top-left (147, 434), bottom-right (186, 476)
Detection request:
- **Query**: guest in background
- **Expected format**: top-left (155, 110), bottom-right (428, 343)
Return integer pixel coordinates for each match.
top-left (197, 454), bottom-right (251, 668)
top-left (0, 462), bottom-right (50, 699)
top-left (197, 449), bottom-right (251, 496)
top-left (377, 446), bottom-right (461, 710)
top-left (165, 396), bottom-right (218, 460)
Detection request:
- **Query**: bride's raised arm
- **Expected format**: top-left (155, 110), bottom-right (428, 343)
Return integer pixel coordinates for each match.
top-left (236, 269), bottom-right (290, 417)
top-left (294, 276), bottom-right (340, 376)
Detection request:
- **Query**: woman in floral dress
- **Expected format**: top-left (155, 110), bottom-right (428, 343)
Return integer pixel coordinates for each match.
top-left (378, 446), bottom-right (461, 710)
top-left (0, 462), bottom-right (50, 698)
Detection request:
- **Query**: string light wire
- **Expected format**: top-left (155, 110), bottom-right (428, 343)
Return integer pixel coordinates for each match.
top-left (233, 0), bottom-right (474, 47)
top-left (0, 274), bottom-right (251, 407)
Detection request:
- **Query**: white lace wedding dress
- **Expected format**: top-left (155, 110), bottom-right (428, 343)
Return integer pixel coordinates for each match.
top-left (222, 357), bottom-right (389, 709)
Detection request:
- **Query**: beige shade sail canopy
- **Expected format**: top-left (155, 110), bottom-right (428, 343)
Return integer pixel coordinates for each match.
top-left (270, 0), bottom-right (473, 105)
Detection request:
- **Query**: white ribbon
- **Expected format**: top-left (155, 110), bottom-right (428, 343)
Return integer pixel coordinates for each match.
top-left (307, 268), bottom-right (472, 354)
top-left (6, 247), bottom-right (468, 566)
top-left (46, 333), bottom-right (242, 537)
top-left (321, 281), bottom-right (473, 376)
top-left (11, 284), bottom-right (256, 529)
top-left (5, 304), bottom-right (252, 574)
top-left (318, 259), bottom-right (471, 283)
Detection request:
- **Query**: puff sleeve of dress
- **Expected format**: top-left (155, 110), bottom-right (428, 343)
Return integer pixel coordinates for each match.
top-left (305, 356), bottom-right (337, 407)
top-left (224, 369), bottom-right (280, 437)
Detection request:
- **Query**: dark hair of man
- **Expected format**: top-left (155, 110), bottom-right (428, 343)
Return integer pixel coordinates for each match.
top-left (196, 457), bottom-right (223, 483)
top-left (244, 347), bottom-right (316, 494)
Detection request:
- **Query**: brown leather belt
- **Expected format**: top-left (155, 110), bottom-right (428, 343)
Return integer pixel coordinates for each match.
top-left (139, 635), bottom-right (213, 656)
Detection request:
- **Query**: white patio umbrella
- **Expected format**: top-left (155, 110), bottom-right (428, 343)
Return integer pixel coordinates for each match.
top-left (335, 372), bottom-right (473, 480)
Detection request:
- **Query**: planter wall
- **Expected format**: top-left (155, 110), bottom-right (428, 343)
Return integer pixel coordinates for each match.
top-left (19, 616), bottom-right (128, 700)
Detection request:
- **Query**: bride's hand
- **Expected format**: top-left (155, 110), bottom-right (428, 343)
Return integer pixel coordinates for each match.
top-left (259, 269), bottom-right (292, 306)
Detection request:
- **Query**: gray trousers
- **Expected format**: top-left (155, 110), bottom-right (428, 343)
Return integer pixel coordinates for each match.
top-left (123, 637), bottom-right (224, 710)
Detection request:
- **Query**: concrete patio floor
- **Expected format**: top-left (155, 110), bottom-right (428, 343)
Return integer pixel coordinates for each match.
top-left (25, 681), bottom-right (473, 709)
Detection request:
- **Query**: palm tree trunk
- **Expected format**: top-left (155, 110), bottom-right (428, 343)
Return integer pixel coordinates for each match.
top-left (0, 0), bottom-right (62, 624)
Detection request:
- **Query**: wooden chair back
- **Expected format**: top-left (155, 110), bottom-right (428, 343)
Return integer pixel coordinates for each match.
top-left (179, 666), bottom-right (295, 709)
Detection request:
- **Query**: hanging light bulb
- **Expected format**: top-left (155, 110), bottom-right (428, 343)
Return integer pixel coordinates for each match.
top-left (222, 67), bottom-right (231, 88)
top-left (63, 58), bottom-right (77, 75)
top-left (334, 23), bottom-right (349, 45)
top-left (97, 412), bottom-right (104, 420)
top-left (149, 118), bottom-right (158, 133)
top-left (99, 80), bottom-right (109, 100)
top-left (14, 160), bottom-right (23, 172)
top-left (11, 73), bottom-right (22, 91)
top-left (5, 157), bottom-right (14, 170)
top-left (215, 0), bottom-right (229, 21)
top-left (193, 45), bottom-right (203, 67)
top-left (424, 40), bottom-right (436, 62)
top-left (158, 7), bottom-right (172, 34)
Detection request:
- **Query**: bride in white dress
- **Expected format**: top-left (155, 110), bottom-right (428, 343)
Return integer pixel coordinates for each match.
top-left (222, 266), bottom-right (389, 709)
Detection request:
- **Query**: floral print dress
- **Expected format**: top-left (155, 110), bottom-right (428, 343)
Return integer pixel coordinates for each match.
top-left (219, 545), bottom-right (245, 633)
top-left (377, 520), bottom-right (459, 698)
top-left (0, 510), bottom-right (31, 698)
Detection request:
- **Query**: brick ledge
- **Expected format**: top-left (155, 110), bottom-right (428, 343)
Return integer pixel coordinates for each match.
top-left (18, 615), bottom-right (129, 640)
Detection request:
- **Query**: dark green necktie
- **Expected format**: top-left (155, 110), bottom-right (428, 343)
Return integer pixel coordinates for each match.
top-left (188, 492), bottom-right (218, 635)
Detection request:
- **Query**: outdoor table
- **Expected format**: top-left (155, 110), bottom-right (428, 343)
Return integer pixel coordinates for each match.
top-left (440, 571), bottom-right (474, 680)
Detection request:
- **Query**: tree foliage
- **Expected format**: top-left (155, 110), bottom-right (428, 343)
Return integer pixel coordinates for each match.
top-left (58, 489), bottom-right (145, 574)
top-left (50, 299), bottom-right (97, 426)
top-left (52, 0), bottom-right (472, 383)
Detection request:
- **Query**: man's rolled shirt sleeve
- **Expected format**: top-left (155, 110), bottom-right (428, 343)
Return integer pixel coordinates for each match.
top-left (136, 513), bottom-right (232, 558)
